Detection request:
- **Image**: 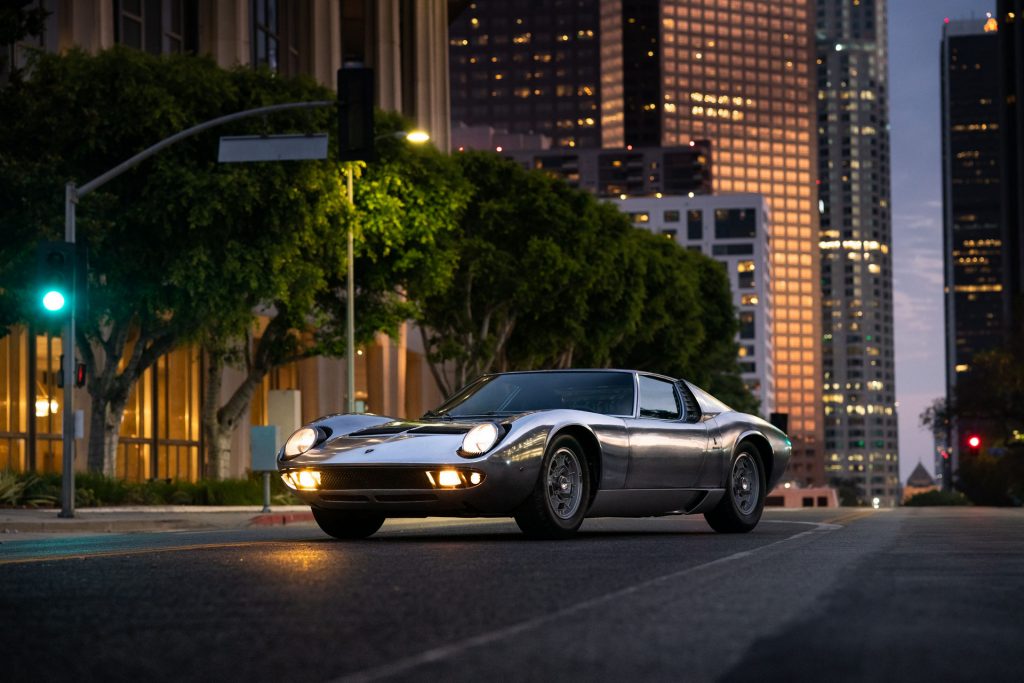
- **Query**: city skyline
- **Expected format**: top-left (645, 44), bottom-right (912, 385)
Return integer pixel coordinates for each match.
top-left (889, 0), bottom-right (994, 481)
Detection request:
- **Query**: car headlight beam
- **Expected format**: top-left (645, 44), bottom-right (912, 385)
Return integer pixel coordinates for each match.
top-left (282, 470), bottom-right (321, 491)
top-left (460, 423), bottom-right (500, 456)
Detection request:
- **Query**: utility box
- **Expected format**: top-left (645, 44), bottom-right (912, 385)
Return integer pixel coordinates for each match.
top-left (268, 389), bottom-right (302, 451)
top-left (251, 425), bottom-right (279, 472)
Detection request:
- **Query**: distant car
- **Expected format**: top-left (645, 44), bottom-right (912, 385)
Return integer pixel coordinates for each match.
top-left (278, 369), bottom-right (790, 539)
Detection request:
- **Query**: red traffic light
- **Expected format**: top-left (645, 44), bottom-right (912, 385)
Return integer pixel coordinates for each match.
top-left (967, 435), bottom-right (981, 449)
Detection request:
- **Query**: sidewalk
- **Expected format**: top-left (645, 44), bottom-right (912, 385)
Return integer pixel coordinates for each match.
top-left (0, 505), bottom-right (315, 536)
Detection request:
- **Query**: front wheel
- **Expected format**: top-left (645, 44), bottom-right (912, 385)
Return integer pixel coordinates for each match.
top-left (704, 443), bottom-right (765, 533)
top-left (311, 507), bottom-right (386, 539)
top-left (514, 434), bottom-right (591, 539)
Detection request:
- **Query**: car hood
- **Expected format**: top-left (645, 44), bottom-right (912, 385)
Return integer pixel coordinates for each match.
top-left (282, 416), bottom-right (520, 468)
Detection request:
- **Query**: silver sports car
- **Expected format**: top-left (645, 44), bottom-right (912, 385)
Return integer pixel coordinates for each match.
top-left (278, 369), bottom-right (791, 539)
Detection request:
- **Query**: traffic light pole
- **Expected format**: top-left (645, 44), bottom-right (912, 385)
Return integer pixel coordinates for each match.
top-left (56, 100), bottom-right (333, 518)
top-left (59, 182), bottom-right (77, 517)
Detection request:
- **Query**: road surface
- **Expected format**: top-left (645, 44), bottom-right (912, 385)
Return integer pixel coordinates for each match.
top-left (1, 507), bottom-right (1021, 682)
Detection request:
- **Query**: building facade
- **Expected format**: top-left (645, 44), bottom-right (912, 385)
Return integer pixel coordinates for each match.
top-left (451, 1), bottom-right (823, 482)
top-left (0, 0), bottom-right (453, 480)
top-left (505, 144), bottom-right (713, 197)
top-left (998, 1), bottom-right (1024, 329)
top-left (940, 17), bottom-right (1005, 474)
top-left (815, 0), bottom-right (898, 505)
top-left (614, 194), bottom-right (774, 413)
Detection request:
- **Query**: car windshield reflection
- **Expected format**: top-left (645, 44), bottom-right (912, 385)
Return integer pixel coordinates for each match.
top-left (427, 371), bottom-right (635, 418)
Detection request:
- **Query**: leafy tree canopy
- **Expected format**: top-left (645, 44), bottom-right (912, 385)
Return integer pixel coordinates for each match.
top-left (0, 47), bottom-right (468, 475)
top-left (416, 151), bottom-right (757, 414)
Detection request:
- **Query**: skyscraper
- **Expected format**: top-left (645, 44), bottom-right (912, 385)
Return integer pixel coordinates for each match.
top-left (816, 0), bottom-right (899, 505)
top-left (998, 1), bottom-right (1023, 327)
top-left (940, 17), bottom-right (1005, 470)
top-left (450, 1), bottom-right (823, 480)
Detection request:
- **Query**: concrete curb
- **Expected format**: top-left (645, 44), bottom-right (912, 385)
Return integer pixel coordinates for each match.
top-left (248, 511), bottom-right (315, 527)
top-left (0, 505), bottom-right (315, 535)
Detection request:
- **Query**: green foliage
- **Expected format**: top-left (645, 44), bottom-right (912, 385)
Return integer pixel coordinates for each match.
top-left (0, 48), bottom-right (469, 475)
top-left (0, 1), bottom-right (49, 84)
top-left (0, 471), bottom-right (57, 507)
top-left (903, 489), bottom-right (970, 507)
top-left (416, 151), bottom-right (756, 411)
top-left (956, 447), bottom-right (1024, 507)
top-left (0, 471), bottom-right (299, 507)
top-left (830, 478), bottom-right (866, 507)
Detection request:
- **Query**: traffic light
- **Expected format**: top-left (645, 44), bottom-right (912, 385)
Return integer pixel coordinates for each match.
top-left (36, 241), bottom-right (76, 315)
top-left (967, 434), bottom-right (981, 456)
top-left (337, 66), bottom-right (375, 161)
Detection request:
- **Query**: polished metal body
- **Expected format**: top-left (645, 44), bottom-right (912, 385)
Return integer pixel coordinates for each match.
top-left (278, 370), bottom-right (791, 520)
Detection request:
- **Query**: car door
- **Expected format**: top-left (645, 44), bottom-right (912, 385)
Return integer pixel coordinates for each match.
top-left (624, 375), bottom-right (708, 489)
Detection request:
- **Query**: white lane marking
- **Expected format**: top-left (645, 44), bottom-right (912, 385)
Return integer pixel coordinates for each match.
top-left (327, 521), bottom-right (839, 683)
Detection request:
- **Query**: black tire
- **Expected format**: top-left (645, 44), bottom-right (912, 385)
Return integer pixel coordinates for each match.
top-left (514, 434), bottom-right (591, 539)
top-left (311, 507), bottom-right (386, 539)
top-left (704, 442), bottom-right (766, 533)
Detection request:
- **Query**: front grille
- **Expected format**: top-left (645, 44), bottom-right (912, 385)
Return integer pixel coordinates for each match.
top-left (318, 467), bottom-right (433, 490)
top-left (348, 425), bottom-right (411, 437)
top-left (409, 425), bottom-right (471, 435)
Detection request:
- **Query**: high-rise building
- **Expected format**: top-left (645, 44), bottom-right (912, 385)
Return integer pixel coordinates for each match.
top-left (940, 17), bottom-right (1005, 473)
top-left (450, 1), bottom-right (823, 480)
top-left (815, 0), bottom-right (899, 506)
top-left (506, 143), bottom-right (713, 197)
top-left (998, 1), bottom-right (1024, 327)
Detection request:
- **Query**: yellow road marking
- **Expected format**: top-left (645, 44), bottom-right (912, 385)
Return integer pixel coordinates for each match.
top-left (824, 509), bottom-right (877, 526)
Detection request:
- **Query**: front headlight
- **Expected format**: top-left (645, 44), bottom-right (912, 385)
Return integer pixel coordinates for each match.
top-left (460, 423), bottom-right (500, 457)
top-left (282, 427), bottom-right (319, 459)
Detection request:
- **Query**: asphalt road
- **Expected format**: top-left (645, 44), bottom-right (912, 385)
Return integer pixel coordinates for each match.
top-left (1, 508), bottom-right (1022, 682)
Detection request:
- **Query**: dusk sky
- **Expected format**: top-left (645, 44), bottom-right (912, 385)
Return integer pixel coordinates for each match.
top-left (889, 0), bottom-right (994, 480)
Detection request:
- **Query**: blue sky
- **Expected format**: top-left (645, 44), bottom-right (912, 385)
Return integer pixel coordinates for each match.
top-left (889, 0), bottom-right (994, 479)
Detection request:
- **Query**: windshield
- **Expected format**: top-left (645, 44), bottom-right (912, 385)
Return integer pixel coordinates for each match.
top-left (428, 371), bottom-right (635, 418)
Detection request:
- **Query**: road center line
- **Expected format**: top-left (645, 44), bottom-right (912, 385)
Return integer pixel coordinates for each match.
top-left (327, 520), bottom-right (841, 683)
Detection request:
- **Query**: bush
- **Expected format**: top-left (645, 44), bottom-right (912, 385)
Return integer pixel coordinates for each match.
top-left (904, 489), bottom-right (970, 506)
top-left (0, 470), bottom-right (299, 507)
top-left (956, 449), bottom-right (1024, 506)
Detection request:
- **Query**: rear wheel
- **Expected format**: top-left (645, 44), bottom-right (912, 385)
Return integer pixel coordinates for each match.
top-left (704, 442), bottom-right (765, 533)
top-left (311, 508), bottom-right (385, 539)
top-left (514, 434), bottom-right (590, 539)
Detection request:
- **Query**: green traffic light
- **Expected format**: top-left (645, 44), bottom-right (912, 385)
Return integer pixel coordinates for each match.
top-left (42, 290), bottom-right (66, 312)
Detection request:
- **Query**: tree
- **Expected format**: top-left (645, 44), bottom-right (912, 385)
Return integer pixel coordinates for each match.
top-left (199, 111), bottom-right (469, 477)
top-left (415, 151), bottom-right (757, 414)
top-left (0, 48), bottom-right (348, 474)
top-left (606, 230), bottom-right (758, 414)
top-left (415, 152), bottom-right (646, 396)
top-left (0, 1), bottom-right (49, 85)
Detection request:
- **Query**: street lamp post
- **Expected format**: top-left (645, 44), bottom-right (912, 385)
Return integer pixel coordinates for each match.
top-left (344, 130), bottom-right (429, 414)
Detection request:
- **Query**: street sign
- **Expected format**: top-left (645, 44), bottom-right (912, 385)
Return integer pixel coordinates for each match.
top-left (217, 134), bottom-right (329, 163)
top-left (251, 425), bottom-right (279, 472)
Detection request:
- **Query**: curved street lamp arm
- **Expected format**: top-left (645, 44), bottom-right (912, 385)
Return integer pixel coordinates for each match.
top-left (75, 99), bottom-right (334, 198)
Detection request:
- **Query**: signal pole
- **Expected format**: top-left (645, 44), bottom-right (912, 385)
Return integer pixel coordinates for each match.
top-left (59, 182), bottom-right (77, 518)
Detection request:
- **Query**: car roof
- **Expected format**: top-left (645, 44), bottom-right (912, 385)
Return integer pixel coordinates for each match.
top-left (482, 368), bottom-right (682, 383)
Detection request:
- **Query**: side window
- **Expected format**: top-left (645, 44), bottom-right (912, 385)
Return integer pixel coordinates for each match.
top-left (638, 376), bottom-right (681, 420)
